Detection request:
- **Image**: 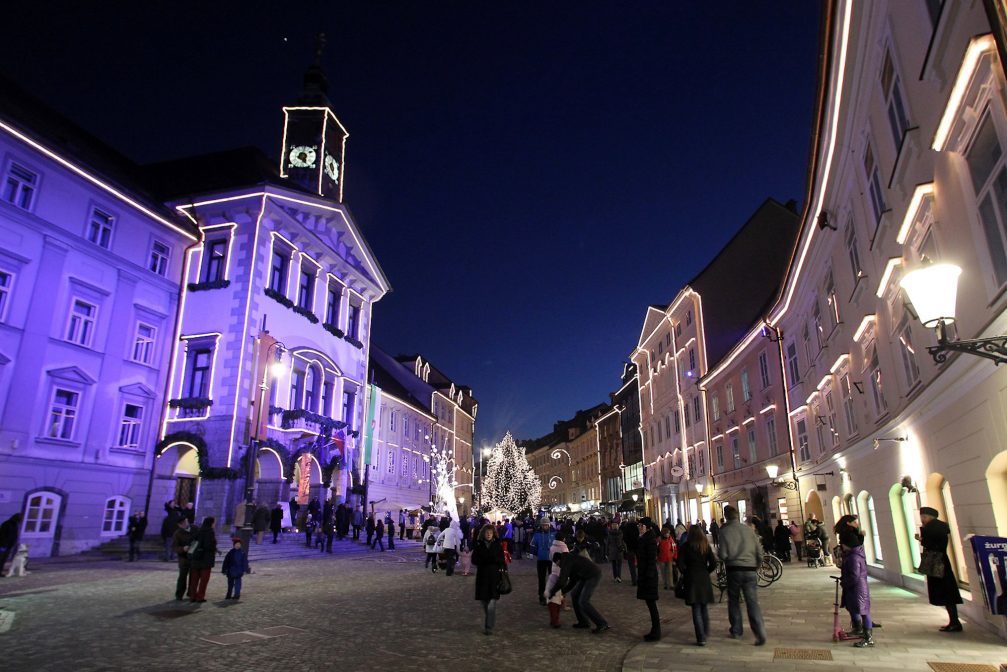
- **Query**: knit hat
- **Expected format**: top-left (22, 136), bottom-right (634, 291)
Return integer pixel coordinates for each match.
top-left (920, 506), bottom-right (939, 518)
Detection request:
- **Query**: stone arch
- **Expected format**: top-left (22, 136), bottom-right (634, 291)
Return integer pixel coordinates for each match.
top-left (925, 472), bottom-right (968, 584)
top-left (888, 482), bottom-right (920, 575)
top-left (805, 489), bottom-right (825, 523)
top-left (257, 446), bottom-right (285, 481)
top-left (831, 495), bottom-right (842, 526)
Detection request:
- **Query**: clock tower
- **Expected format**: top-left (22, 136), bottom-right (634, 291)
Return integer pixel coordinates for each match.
top-left (280, 35), bottom-right (348, 203)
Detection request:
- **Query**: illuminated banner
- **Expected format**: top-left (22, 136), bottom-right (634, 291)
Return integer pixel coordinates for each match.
top-left (968, 535), bottom-right (1007, 616)
top-left (363, 384), bottom-right (381, 465)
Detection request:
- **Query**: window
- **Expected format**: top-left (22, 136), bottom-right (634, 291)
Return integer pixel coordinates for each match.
top-left (825, 271), bottom-right (841, 329)
top-left (270, 250), bottom-right (290, 293)
top-left (813, 403), bottom-right (826, 455)
top-left (132, 323), bottom-right (155, 364)
top-left (204, 239), bottom-right (227, 283)
top-left (747, 427), bottom-right (757, 463)
top-left (966, 113), bottom-right (1007, 286)
top-left (387, 450), bottom-right (395, 474)
top-left (658, 340), bottom-right (664, 355)
top-left (86, 208), bottom-right (114, 249)
top-left (840, 372), bottom-right (858, 435)
top-left (846, 219), bottom-right (863, 283)
top-left (786, 342), bottom-right (800, 386)
top-left (674, 322), bottom-right (682, 338)
top-left (117, 403), bottom-right (144, 448)
top-left (900, 488), bottom-right (922, 568)
top-left (3, 163), bottom-right (37, 210)
top-left (149, 240), bottom-right (170, 276)
top-left (880, 46), bottom-right (911, 150)
top-left (187, 348), bottom-right (212, 398)
top-left (304, 368), bottom-right (317, 412)
top-left (290, 370), bottom-right (304, 410)
top-left (401, 451), bottom-right (409, 478)
top-left (321, 381), bottom-right (333, 416)
top-left (66, 299), bottom-right (97, 347)
top-left (342, 389), bottom-right (356, 427)
top-left (796, 418), bottom-right (810, 462)
top-left (390, 410), bottom-right (397, 433)
top-left (711, 394), bottom-right (720, 421)
top-left (47, 388), bottom-right (78, 440)
top-left (683, 404), bottom-right (691, 428)
top-left (867, 494), bottom-right (883, 562)
top-left (812, 300), bottom-right (824, 351)
top-left (688, 348), bottom-right (696, 371)
top-left (693, 395), bottom-right (701, 422)
top-left (656, 420), bottom-right (662, 443)
top-left (22, 492), bottom-right (59, 535)
top-left (0, 270), bottom-right (12, 320)
top-left (686, 310), bottom-right (692, 326)
top-left (325, 283), bottom-right (341, 327)
top-left (802, 323), bottom-right (813, 367)
top-left (725, 384), bottom-right (735, 413)
top-left (896, 316), bottom-right (920, 389)
top-left (673, 411), bottom-right (680, 434)
top-left (102, 497), bottom-right (129, 535)
top-left (731, 435), bottom-right (741, 469)
top-left (716, 444), bottom-right (724, 469)
top-left (298, 269), bottom-right (315, 310)
top-left (824, 387), bottom-right (840, 448)
top-left (766, 415), bottom-right (778, 456)
top-left (865, 344), bottom-right (888, 416)
top-left (664, 414), bottom-right (671, 438)
top-left (347, 301), bottom-right (361, 339)
top-left (758, 351), bottom-right (770, 389)
top-left (864, 140), bottom-right (886, 224)
top-left (741, 370), bottom-right (751, 402)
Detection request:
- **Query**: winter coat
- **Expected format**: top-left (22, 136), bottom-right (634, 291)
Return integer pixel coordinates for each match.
top-left (472, 538), bottom-right (506, 601)
top-left (606, 529), bottom-right (626, 558)
top-left (789, 522), bottom-right (803, 542)
top-left (551, 552), bottom-right (601, 597)
top-left (676, 544), bottom-right (717, 605)
top-left (774, 523), bottom-right (792, 556)
top-left (252, 506), bottom-right (270, 532)
top-left (439, 526), bottom-right (461, 552)
top-left (622, 522), bottom-right (640, 553)
top-left (221, 547), bottom-right (250, 578)
top-left (423, 527), bottom-right (439, 552)
top-left (172, 527), bottom-right (193, 568)
top-left (921, 518), bottom-right (962, 606)
top-left (270, 507), bottom-right (283, 533)
top-left (636, 529), bottom-right (660, 601)
top-left (352, 510), bottom-right (363, 527)
top-left (840, 543), bottom-right (871, 615)
top-left (188, 526), bottom-right (218, 570)
top-left (717, 520), bottom-right (763, 570)
top-left (160, 511), bottom-right (179, 540)
top-left (0, 514), bottom-right (19, 547)
top-left (549, 540), bottom-right (569, 575)
top-left (530, 529), bottom-right (557, 561)
top-left (127, 514), bottom-right (147, 542)
top-left (657, 536), bottom-right (677, 563)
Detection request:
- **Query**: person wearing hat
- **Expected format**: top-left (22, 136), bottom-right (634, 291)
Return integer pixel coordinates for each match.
top-left (916, 506), bottom-right (963, 631)
top-left (717, 505), bottom-right (767, 645)
top-left (530, 518), bottom-right (557, 605)
top-left (221, 536), bottom-right (250, 600)
top-left (636, 517), bottom-right (661, 641)
top-left (549, 550), bottom-right (609, 633)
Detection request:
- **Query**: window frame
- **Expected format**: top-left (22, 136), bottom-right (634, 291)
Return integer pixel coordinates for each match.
top-left (85, 207), bottom-right (115, 250)
top-left (101, 496), bottom-right (131, 536)
top-left (46, 387), bottom-right (80, 441)
top-left (65, 298), bottom-right (98, 348)
top-left (132, 322), bottom-right (156, 365)
top-left (203, 238), bottom-right (227, 283)
top-left (3, 161), bottom-right (38, 211)
top-left (22, 491), bottom-right (61, 537)
top-left (116, 402), bottom-right (145, 450)
top-left (0, 268), bottom-right (13, 322)
top-left (149, 239), bottom-right (171, 277)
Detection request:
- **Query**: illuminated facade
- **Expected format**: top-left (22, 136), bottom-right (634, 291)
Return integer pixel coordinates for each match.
top-left (595, 404), bottom-right (622, 513)
top-left (0, 78), bottom-right (198, 556)
top-left (523, 405), bottom-right (605, 515)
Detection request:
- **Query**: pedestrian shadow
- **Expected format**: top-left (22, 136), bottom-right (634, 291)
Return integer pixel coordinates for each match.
top-left (116, 601), bottom-right (202, 620)
top-left (0, 588), bottom-right (60, 600)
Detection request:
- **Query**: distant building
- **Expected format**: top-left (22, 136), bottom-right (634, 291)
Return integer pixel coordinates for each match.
top-left (0, 77), bottom-right (198, 556)
top-left (612, 362), bottom-right (643, 513)
top-left (523, 405), bottom-right (606, 514)
top-left (595, 403), bottom-right (622, 514)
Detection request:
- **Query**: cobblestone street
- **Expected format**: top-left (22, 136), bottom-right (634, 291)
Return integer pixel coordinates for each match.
top-left (1, 539), bottom-right (1005, 672)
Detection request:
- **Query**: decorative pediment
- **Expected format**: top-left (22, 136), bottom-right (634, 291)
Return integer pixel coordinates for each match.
top-left (120, 382), bottom-right (157, 399)
top-left (47, 366), bottom-right (96, 385)
top-left (638, 305), bottom-right (667, 348)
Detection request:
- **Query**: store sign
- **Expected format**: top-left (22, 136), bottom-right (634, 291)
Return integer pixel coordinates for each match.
top-left (968, 535), bottom-right (1007, 616)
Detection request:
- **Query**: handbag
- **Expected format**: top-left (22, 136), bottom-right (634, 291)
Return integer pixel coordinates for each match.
top-left (918, 550), bottom-right (946, 578)
top-left (674, 576), bottom-right (687, 599)
top-left (497, 568), bottom-right (513, 596)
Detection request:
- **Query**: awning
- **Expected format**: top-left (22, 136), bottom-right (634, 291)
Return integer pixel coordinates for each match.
top-left (618, 500), bottom-right (645, 512)
top-left (712, 489), bottom-right (747, 503)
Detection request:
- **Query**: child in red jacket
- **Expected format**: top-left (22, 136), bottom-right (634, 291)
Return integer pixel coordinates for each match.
top-left (657, 526), bottom-right (678, 590)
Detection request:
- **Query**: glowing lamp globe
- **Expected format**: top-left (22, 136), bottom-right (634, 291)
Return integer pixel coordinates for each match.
top-left (900, 264), bottom-right (962, 328)
top-left (695, 482), bottom-right (702, 493)
top-left (766, 464), bottom-right (780, 480)
top-left (270, 360), bottom-right (286, 378)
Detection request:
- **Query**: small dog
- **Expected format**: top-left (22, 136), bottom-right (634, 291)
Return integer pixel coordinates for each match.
top-left (5, 544), bottom-right (29, 577)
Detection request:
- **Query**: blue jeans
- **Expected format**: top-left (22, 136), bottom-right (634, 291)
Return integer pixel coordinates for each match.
top-left (611, 556), bottom-right (622, 579)
top-left (481, 599), bottom-right (497, 630)
top-left (226, 576), bottom-right (242, 598)
top-left (569, 574), bottom-right (606, 627)
top-left (691, 603), bottom-right (710, 642)
top-left (727, 570), bottom-right (765, 640)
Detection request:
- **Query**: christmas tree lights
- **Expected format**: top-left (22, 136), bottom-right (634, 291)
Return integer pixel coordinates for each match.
top-left (482, 432), bottom-right (541, 515)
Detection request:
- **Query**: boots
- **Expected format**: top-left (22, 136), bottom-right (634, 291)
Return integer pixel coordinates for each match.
top-left (853, 629), bottom-right (874, 648)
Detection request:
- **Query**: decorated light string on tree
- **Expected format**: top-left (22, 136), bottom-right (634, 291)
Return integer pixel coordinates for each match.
top-left (482, 432), bottom-right (541, 516)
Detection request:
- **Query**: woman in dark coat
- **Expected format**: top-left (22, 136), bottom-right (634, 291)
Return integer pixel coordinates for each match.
top-left (635, 517), bottom-right (661, 641)
top-left (188, 517), bottom-right (218, 603)
top-left (676, 524), bottom-right (717, 646)
top-left (773, 520), bottom-right (792, 561)
top-left (834, 515), bottom-right (874, 647)
top-left (917, 507), bottom-right (963, 631)
top-left (471, 523), bottom-right (506, 635)
top-left (269, 504), bottom-right (283, 544)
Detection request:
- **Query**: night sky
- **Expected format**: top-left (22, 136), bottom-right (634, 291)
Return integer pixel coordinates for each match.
top-left (1, 2), bottom-right (820, 450)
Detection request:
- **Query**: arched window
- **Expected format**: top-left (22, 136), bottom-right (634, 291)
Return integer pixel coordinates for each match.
top-left (843, 493), bottom-right (856, 517)
top-left (101, 497), bottom-right (130, 535)
top-left (857, 491), bottom-right (883, 564)
top-left (304, 367), bottom-right (316, 412)
top-left (926, 473), bottom-right (969, 586)
top-left (22, 491), bottom-right (61, 536)
top-left (889, 482), bottom-right (921, 574)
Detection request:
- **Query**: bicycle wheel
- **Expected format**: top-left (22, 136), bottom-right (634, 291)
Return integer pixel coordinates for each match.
top-left (767, 553), bottom-right (784, 583)
top-left (757, 558), bottom-right (774, 587)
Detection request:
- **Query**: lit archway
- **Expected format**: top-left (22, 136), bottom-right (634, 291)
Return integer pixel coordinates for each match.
top-left (925, 472), bottom-right (968, 585)
top-left (805, 490), bottom-right (825, 523)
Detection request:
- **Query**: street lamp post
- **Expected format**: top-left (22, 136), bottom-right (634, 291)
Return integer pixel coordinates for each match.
top-left (766, 464), bottom-right (798, 490)
top-left (241, 338), bottom-right (285, 546)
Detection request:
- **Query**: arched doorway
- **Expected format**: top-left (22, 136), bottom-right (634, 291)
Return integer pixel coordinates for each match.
top-left (254, 447), bottom-right (286, 506)
top-left (805, 490), bottom-right (825, 523)
top-left (152, 442), bottom-right (201, 516)
top-left (291, 453), bottom-right (323, 505)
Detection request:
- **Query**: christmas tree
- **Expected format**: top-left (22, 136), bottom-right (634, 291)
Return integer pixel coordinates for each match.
top-left (482, 432), bottom-right (541, 515)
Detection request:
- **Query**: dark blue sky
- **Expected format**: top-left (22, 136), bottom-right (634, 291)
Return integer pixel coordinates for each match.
top-left (2, 2), bottom-right (820, 450)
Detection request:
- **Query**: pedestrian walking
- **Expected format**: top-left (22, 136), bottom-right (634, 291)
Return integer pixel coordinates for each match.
top-left (530, 518), bottom-right (557, 603)
top-left (373, 517), bottom-right (385, 552)
top-left (221, 537), bottom-right (250, 600)
top-left (790, 520), bottom-right (804, 561)
top-left (657, 526), bottom-right (677, 590)
top-left (398, 509), bottom-right (407, 541)
top-left (252, 503), bottom-right (270, 545)
top-left (549, 551), bottom-right (610, 633)
top-left (305, 513), bottom-right (317, 548)
top-left (336, 503), bottom-right (349, 541)
top-left (917, 506), bottom-right (964, 632)
top-left (0, 513), bottom-right (22, 576)
top-left (352, 505), bottom-right (363, 541)
top-left (637, 518), bottom-right (661, 641)
top-left (365, 513), bottom-right (375, 547)
top-left (160, 507), bottom-right (179, 561)
top-left (439, 522), bottom-right (461, 576)
top-left (774, 519), bottom-right (792, 561)
top-left (270, 504), bottom-right (283, 544)
top-left (126, 511), bottom-right (147, 562)
top-left (622, 518), bottom-right (640, 586)
top-left (472, 523), bottom-right (507, 635)
top-left (677, 524), bottom-right (717, 646)
top-left (423, 525), bottom-right (439, 572)
top-left (188, 517), bottom-right (218, 603)
top-left (171, 517), bottom-right (192, 600)
top-left (718, 505), bottom-right (767, 645)
top-left (606, 521), bottom-right (625, 583)
top-left (387, 517), bottom-right (395, 550)
top-left (709, 519), bottom-right (720, 548)
top-left (834, 515), bottom-right (875, 647)
top-left (289, 497), bottom-right (300, 527)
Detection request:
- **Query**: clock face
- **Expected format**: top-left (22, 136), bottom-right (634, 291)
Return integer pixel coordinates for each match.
top-left (288, 145), bottom-right (317, 169)
top-left (324, 154), bottom-right (340, 183)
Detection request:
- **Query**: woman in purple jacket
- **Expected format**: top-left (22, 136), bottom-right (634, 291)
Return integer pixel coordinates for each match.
top-left (834, 515), bottom-right (874, 648)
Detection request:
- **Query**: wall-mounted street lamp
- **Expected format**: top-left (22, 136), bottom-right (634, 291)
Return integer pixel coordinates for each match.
top-left (694, 481), bottom-right (703, 494)
top-left (766, 464), bottom-right (798, 491)
top-left (631, 493), bottom-right (639, 502)
top-left (901, 264), bottom-right (1007, 365)
top-left (873, 435), bottom-right (908, 450)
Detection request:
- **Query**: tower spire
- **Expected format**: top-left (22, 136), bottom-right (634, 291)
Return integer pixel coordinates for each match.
top-left (299, 32), bottom-right (330, 106)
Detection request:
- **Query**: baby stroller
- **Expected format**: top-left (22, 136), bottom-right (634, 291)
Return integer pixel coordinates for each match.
top-left (806, 537), bottom-right (825, 567)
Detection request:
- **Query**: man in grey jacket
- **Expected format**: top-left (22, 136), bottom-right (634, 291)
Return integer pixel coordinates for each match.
top-left (717, 505), bottom-right (767, 645)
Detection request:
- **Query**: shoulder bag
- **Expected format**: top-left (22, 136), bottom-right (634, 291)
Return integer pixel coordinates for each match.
top-left (497, 568), bottom-right (513, 595)
top-left (918, 550), bottom-right (946, 578)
